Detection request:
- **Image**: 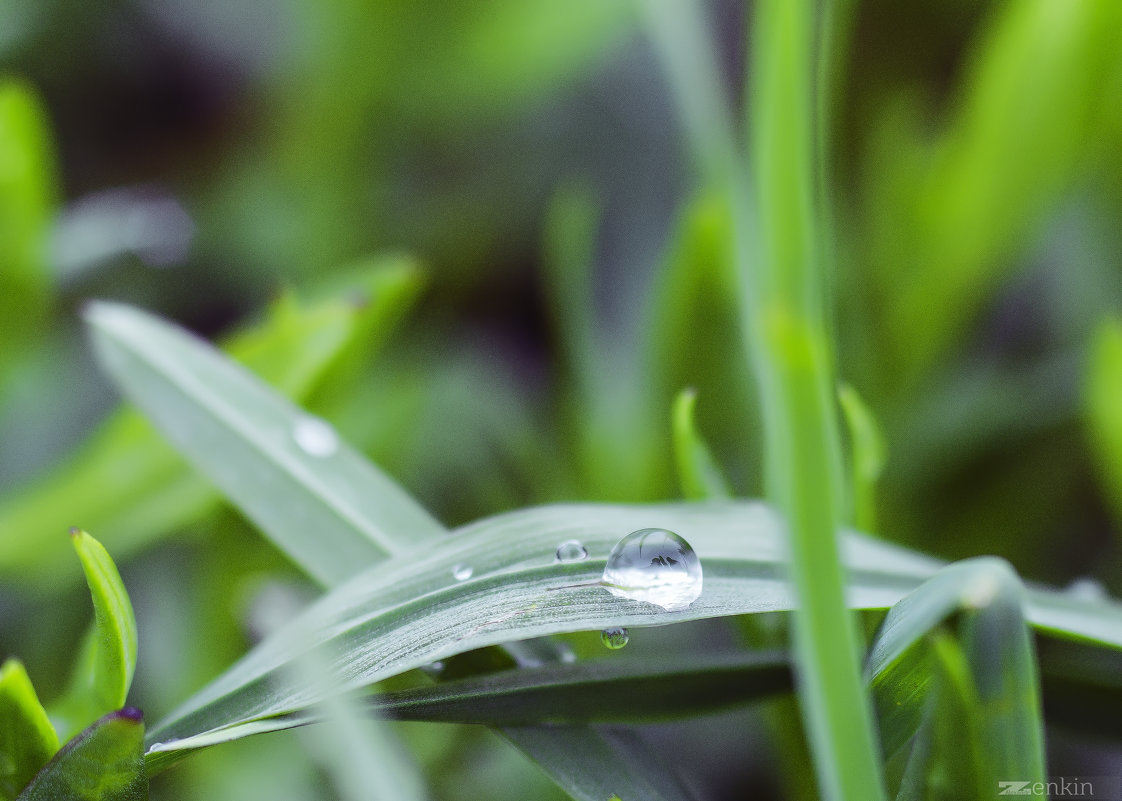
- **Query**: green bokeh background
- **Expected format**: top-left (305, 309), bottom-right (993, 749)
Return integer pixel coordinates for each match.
top-left (2, 1), bottom-right (1121, 798)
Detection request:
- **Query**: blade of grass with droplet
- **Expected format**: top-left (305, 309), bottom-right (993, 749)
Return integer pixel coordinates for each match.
top-left (672, 388), bottom-right (732, 500)
top-left (0, 260), bottom-right (425, 588)
top-left (140, 500), bottom-right (1120, 769)
top-left (50, 530), bottom-right (138, 742)
top-left (0, 660), bottom-right (59, 801)
top-left (837, 383), bottom-right (886, 534)
top-left (16, 709), bottom-right (146, 801)
top-left (85, 300), bottom-right (693, 800)
top-left (84, 301), bottom-right (444, 586)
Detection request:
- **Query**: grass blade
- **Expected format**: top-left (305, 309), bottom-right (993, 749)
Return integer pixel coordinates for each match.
top-left (500, 726), bottom-right (697, 801)
top-left (0, 79), bottom-right (55, 365)
top-left (0, 660), bottom-right (59, 801)
top-left (51, 530), bottom-right (138, 741)
top-left (369, 652), bottom-right (790, 725)
top-left (0, 262), bottom-right (423, 588)
top-left (17, 709), bottom-right (146, 801)
top-left (867, 558), bottom-right (1046, 798)
top-left (838, 383), bottom-right (887, 534)
top-left (1085, 317), bottom-right (1122, 528)
top-left (85, 301), bottom-right (444, 586)
top-left (672, 388), bottom-right (732, 500)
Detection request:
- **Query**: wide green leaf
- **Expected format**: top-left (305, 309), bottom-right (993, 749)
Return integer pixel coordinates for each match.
top-left (140, 500), bottom-right (1118, 768)
top-left (17, 709), bottom-right (146, 801)
top-left (0, 259), bottom-right (424, 588)
top-left (0, 660), bottom-right (59, 801)
top-left (51, 530), bottom-right (139, 741)
top-left (85, 299), bottom-right (443, 586)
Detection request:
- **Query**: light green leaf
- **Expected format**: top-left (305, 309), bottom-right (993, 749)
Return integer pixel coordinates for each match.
top-left (837, 382), bottom-right (886, 534)
top-left (17, 709), bottom-right (146, 801)
top-left (84, 300), bottom-right (443, 587)
top-left (0, 259), bottom-right (425, 588)
top-left (51, 530), bottom-right (138, 741)
top-left (672, 388), bottom-right (732, 500)
top-left (0, 660), bottom-right (59, 801)
top-left (1085, 317), bottom-right (1122, 529)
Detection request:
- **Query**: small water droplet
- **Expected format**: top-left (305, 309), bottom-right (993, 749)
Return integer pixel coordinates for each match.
top-left (148, 741), bottom-right (164, 750)
top-left (1066, 577), bottom-right (1108, 602)
top-left (601, 528), bottom-right (703, 612)
top-left (452, 563), bottom-right (473, 581)
top-left (421, 661), bottom-right (445, 677)
top-left (555, 539), bottom-right (589, 563)
top-left (600, 627), bottom-right (630, 650)
top-left (291, 416), bottom-right (339, 457)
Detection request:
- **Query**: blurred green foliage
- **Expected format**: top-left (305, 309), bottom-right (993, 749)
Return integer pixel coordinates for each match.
top-left (1, 0), bottom-right (1121, 798)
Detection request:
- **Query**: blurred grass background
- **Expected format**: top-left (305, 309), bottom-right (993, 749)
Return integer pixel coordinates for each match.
top-left (1, 0), bottom-right (1121, 798)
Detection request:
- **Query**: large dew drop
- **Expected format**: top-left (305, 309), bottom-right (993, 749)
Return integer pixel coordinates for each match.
top-left (600, 527), bottom-right (702, 612)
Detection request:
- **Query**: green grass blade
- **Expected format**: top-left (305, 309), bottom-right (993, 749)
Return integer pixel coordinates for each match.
top-left (672, 388), bottom-right (732, 500)
top-left (748, 2), bottom-right (886, 798)
top-left (0, 660), bottom-right (59, 801)
top-left (1085, 317), bottom-right (1122, 528)
top-left (51, 530), bottom-right (138, 741)
top-left (84, 301), bottom-right (444, 586)
top-left (281, 609), bottom-right (430, 801)
top-left (0, 79), bottom-right (55, 367)
top-left (867, 558), bottom-right (1046, 798)
top-left (499, 726), bottom-right (697, 801)
top-left (367, 652), bottom-right (790, 725)
top-left (0, 261), bottom-right (424, 588)
top-left (17, 709), bottom-right (146, 801)
top-left (838, 383), bottom-right (887, 534)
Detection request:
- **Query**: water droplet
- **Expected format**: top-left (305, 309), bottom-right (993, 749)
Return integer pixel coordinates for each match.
top-left (1066, 577), bottom-right (1108, 602)
top-left (555, 539), bottom-right (589, 563)
top-left (148, 741), bottom-right (164, 750)
top-left (452, 563), bottom-right (473, 581)
top-left (291, 416), bottom-right (339, 457)
top-left (421, 661), bottom-right (445, 677)
top-left (600, 627), bottom-right (630, 650)
top-left (601, 527), bottom-right (703, 612)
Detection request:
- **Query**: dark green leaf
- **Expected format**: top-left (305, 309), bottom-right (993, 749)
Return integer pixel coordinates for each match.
top-left (17, 709), bottom-right (146, 801)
